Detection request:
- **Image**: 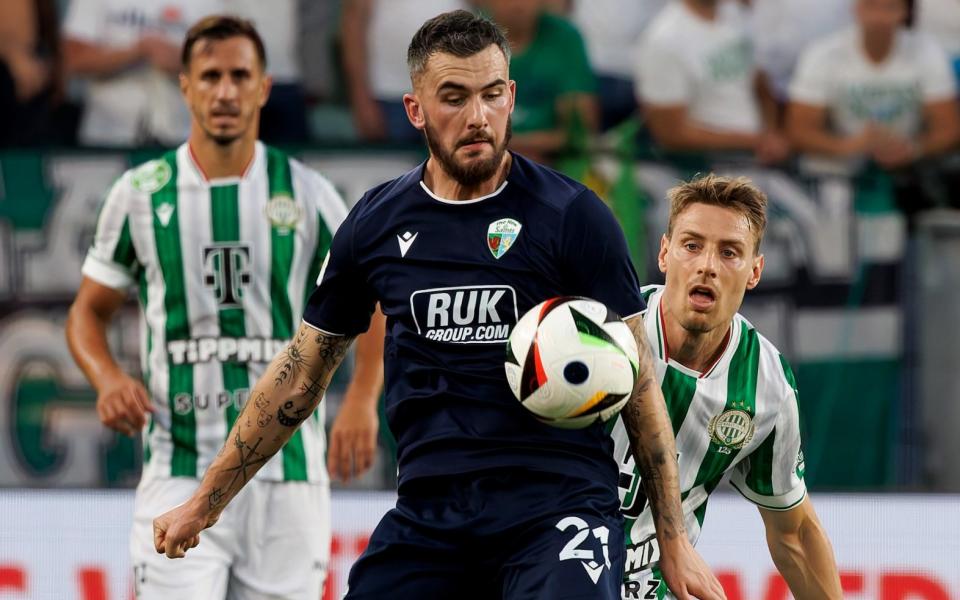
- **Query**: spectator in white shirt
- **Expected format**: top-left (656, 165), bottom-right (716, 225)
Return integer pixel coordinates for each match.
top-left (570, 0), bottom-right (666, 130)
top-left (63, 0), bottom-right (218, 147)
top-left (787, 0), bottom-right (960, 170)
top-left (635, 0), bottom-right (789, 164)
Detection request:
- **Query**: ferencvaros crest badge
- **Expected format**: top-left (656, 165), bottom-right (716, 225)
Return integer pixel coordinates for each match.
top-left (707, 409), bottom-right (755, 449)
top-left (131, 159), bottom-right (172, 193)
top-left (487, 218), bottom-right (521, 259)
top-left (265, 195), bottom-right (301, 235)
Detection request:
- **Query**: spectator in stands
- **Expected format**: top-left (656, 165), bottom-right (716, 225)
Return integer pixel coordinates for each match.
top-left (752, 0), bottom-right (855, 99)
top-left (484, 0), bottom-right (599, 163)
top-left (787, 0), bottom-right (959, 170)
top-left (0, 0), bottom-right (62, 147)
top-left (570, 0), bottom-right (666, 130)
top-left (635, 0), bottom-right (790, 164)
top-left (340, 0), bottom-right (467, 143)
top-left (229, 0), bottom-right (308, 143)
top-left (916, 0), bottom-right (960, 81)
top-left (63, 0), bottom-right (218, 147)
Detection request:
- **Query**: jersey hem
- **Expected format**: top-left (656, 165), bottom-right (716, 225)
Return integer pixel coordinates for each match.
top-left (729, 479), bottom-right (807, 511)
top-left (81, 254), bottom-right (135, 290)
top-left (301, 318), bottom-right (347, 337)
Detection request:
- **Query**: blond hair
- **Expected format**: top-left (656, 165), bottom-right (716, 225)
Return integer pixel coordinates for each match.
top-left (666, 174), bottom-right (768, 253)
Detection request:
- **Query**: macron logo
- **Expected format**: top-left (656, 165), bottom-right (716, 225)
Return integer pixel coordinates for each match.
top-left (397, 231), bottom-right (418, 257)
top-left (156, 202), bottom-right (175, 227)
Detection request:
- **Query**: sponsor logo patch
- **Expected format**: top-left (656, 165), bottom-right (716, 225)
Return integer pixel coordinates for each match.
top-left (410, 285), bottom-right (517, 343)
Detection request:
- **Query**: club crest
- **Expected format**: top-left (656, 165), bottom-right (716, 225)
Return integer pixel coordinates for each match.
top-left (487, 218), bottom-right (522, 259)
top-left (707, 409), bottom-right (755, 449)
top-left (265, 194), bottom-right (301, 234)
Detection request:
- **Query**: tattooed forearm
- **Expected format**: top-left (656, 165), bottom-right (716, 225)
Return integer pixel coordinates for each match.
top-left (274, 328), bottom-right (311, 387)
top-left (621, 314), bottom-right (686, 541)
top-left (190, 323), bottom-right (356, 521)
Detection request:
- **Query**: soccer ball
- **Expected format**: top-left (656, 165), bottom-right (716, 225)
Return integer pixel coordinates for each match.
top-left (504, 297), bottom-right (640, 429)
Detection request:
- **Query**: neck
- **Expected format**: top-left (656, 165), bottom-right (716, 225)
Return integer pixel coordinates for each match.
top-left (187, 129), bottom-right (257, 180)
top-left (662, 303), bottom-right (730, 374)
top-left (423, 152), bottom-right (512, 201)
top-left (684, 0), bottom-right (718, 21)
top-left (861, 28), bottom-right (896, 63)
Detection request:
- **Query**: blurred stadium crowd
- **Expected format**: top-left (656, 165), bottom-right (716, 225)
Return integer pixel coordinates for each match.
top-left (2, 0), bottom-right (958, 168)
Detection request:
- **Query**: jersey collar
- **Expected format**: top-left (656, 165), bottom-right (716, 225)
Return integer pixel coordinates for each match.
top-left (648, 286), bottom-right (739, 380)
top-left (181, 141), bottom-right (263, 187)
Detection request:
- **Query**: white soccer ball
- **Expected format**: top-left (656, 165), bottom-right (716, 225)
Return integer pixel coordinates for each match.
top-left (504, 297), bottom-right (640, 429)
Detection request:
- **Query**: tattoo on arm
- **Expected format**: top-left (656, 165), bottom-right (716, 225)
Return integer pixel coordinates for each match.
top-left (274, 328), bottom-right (311, 387)
top-left (620, 315), bottom-right (684, 541)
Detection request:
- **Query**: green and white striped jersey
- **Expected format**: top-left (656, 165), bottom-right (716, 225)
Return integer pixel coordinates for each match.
top-left (82, 142), bottom-right (346, 484)
top-left (612, 285), bottom-right (806, 580)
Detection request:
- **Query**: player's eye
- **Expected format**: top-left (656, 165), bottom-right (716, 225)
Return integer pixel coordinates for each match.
top-left (722, 248), bottom-right (737, 258)
top-left (684, 243), bottom-right (699, 252)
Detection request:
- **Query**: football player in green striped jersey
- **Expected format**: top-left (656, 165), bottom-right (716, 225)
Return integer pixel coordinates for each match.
top-left (66, 15), bottom-right (385, 600)
top-left (613, 174), bottom-right (843, 600)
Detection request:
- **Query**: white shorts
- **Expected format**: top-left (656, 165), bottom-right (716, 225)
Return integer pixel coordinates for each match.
top-left (130, 475), bottom-right (330, 600)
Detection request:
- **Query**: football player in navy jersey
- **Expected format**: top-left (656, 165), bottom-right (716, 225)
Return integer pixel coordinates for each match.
top-left (153, 10), bottom-right (726, 600)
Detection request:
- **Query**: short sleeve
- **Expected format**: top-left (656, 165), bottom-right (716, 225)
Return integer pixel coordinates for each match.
top-left (788, 42), bottom-right (832, 107)
top-left (560, 190), bottom-right (645, 319)
top-left (63, 0), bottom-right (103, 42)
top-left (81, 176), bottom-right (141, 290)
top-left (301, 208), bottom-right (377, 336)
top-left (729, 354), bottom-right (807, 511)
top-left (917, 35), bottom-right (958, 102)
top-left (634, 39), bottom-right (693, 106)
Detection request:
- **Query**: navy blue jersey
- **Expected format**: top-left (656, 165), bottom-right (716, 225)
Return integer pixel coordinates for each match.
top-left (303, 153), bottom-right (645, 487)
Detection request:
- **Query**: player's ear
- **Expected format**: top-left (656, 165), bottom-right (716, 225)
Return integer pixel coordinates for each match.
top-left (746, 253), bottom-right (764, 290)
top-left (508, 79), bottom-right (516, 113)
top-left (259, 74), bottom-right (272, 108)
top-left (658, 234), bottom-right (669, 274)
top-left (403, 93), bottom-right (425, 130)
top-left (179, 71), bottom-right (189, 97)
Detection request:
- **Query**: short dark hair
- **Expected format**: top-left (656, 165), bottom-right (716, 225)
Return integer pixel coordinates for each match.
top-left (407, 10), bottom-right (510, 83)
top-left (181, 15), bottom-right (267, 70)
top-left (667, 174), bottom-right (768, 253)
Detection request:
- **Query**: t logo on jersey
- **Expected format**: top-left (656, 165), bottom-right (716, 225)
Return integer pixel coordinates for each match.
top-left (410, 285), bottom-right (518, 343)
top-left (203, 244), bottom-right (251, 308)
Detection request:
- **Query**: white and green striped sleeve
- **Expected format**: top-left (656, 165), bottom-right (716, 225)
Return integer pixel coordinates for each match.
top-left (729, 354), bottom-right (807, 511)
top-left (81, 175), bottom-right (140, 290)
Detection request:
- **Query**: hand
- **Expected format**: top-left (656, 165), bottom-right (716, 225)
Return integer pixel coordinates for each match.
top-left (96, 371), bottom-right (153, 437)
top-left (870, 132), bottom-right (918, 170)
top-left (352, 96), bottom-right (388, 141)
top-left (754, 131), bottom-right (790, 165)
top-left (658, 537), bottom-right (727, 600)
top-left (153, 499), bottom-right (217, 559)
top-left (327, 392), bottom-right (379, 482)
top-left (139, 34), bottom-right (181, 75)
top-left (6, 49), bottom-right (49, 101)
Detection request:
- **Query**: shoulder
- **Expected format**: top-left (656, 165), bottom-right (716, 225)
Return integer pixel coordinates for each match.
top-left (805, 27), bottom-right (855, 63)
top-left (537, 12), bottom-right (586, 43)
top-left (900, 29), bottom-right (950, 61)
top-left (287, 155), bottom-right (342, 201)
top-left (127, 152), bottom-right (176, 194)
top-left (345, 163), bottom-right (423, 225)
top-left (508, 153), bottom-right (595, 216)
top-left (643, 3), bottom-right (685, 43)
top-left (735, 313), bottom-right (798, 401)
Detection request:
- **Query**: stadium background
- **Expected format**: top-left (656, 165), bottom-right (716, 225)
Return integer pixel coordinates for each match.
top-left (0, 0), bottom-right (959, 598)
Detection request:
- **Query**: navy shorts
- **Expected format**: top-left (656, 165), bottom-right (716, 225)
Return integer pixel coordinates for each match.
top-left (345, 470), bottom-right (625, 599)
